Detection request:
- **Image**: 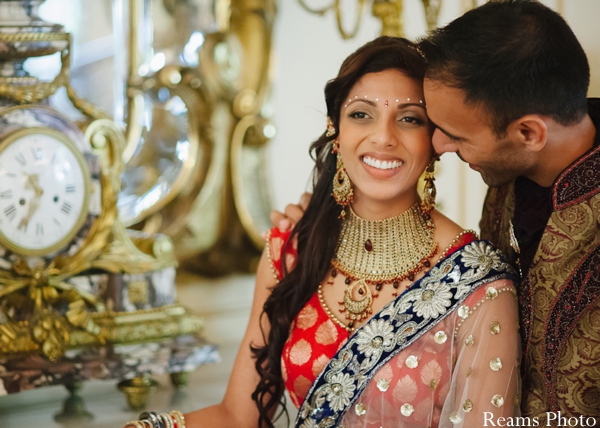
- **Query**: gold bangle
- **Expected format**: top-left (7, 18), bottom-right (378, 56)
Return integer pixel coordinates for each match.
top-left (170, 410), bottom-right (186, 428)
top-left (139, 412), bottom-right (161, 428)
top-left (160, 413), bottom-right (173, 428)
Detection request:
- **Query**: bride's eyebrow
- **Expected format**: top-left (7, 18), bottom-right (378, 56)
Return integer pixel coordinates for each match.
top-left (346, 99), bottom-right (377, 108)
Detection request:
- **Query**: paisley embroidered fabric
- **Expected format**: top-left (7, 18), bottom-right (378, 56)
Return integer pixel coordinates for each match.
top-left (269, 228), bottom-right (521, 427)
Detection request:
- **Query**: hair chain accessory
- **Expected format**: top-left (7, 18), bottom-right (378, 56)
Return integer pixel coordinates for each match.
top-left (331, 203), bottom-right (438, 329)
top-left (326, 116), bottom-right (336, 137)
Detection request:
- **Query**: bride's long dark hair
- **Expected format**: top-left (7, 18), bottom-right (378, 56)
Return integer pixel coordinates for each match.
top-left (250, 36), bottom-right (427, 427)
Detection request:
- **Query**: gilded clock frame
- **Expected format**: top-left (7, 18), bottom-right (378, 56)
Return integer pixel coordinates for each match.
top-left (0, 126), bottom-right (91, 257)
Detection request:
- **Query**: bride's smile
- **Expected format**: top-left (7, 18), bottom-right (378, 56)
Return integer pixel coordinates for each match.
top-left (337, 68), bottom-right (432, 219)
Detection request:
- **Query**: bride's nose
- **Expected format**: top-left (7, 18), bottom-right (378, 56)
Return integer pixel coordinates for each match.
top-left (370, 118), bottom-right (398, 147)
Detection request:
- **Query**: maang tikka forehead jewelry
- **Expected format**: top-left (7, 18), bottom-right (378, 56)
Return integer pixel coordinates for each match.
top-left (344, 96), bottom-right (425, 109)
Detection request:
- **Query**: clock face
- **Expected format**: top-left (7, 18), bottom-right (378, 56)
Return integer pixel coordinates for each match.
top-left (0, 127), bottom-right (90, 256)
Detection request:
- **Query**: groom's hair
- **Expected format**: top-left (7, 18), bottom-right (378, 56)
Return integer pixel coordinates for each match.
top-left (419, 0), bottom-right (590, 137)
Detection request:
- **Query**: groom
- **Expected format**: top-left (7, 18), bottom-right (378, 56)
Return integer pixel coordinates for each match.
top-left (419, 0), bottom-right (599, 419)
top-left (272, 0), bottom-right (600, 420)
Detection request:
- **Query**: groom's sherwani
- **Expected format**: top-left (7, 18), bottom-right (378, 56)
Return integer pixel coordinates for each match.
top-left (480, 99), bottom-right (600, 418)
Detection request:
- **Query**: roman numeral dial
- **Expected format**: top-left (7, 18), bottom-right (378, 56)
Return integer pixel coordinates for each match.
top-left (0, 128), bottom-right (90, 256)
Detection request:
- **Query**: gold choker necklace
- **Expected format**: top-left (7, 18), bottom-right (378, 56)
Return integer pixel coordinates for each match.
top-left (330, 203), bottom-right (438, 327)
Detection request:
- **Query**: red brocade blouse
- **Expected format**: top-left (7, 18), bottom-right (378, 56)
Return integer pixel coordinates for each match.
top-left (267, 227), bottom-right (477, 409)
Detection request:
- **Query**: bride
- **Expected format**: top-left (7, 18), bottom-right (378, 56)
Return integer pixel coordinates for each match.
top-left (126, 36), bottom-right (521, 428)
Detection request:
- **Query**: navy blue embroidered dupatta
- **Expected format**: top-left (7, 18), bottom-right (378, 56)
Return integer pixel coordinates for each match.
top-left (294, 240), bottom-right (516, 428)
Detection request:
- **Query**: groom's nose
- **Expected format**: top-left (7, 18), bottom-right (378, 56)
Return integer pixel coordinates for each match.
top-left (432, 128), bottom-right (459, 155)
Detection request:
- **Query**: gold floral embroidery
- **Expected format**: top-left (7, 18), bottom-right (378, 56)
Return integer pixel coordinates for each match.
top-left (296, 305), bottom-right (318, 330)
top-left (315, 319), bottom-right (338, 345)
top-left (270, 236), bottom-right (284, 262)
top-left (281, 356), bottom-right (288, 382)
top-left (289, 338), bottom-right (312, 366)
top-left (312, 354), bottom-right (329, 377)
top-left (393, 374), bottom-right (418, 402)
top-left (413, 397), bottom-right (433, 422)
top-left (293, 375), bottom-right (312, 400)
top-left (420, 360), bottom-right (442, 391)
top-left (285, 252), bottom-right (296, 272)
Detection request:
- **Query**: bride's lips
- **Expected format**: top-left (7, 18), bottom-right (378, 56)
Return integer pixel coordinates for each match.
top-left (360, 154), bottom-right (404, 178)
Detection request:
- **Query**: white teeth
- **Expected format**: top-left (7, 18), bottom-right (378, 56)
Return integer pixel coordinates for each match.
top-left (362, 156), bottom-right (403, 170)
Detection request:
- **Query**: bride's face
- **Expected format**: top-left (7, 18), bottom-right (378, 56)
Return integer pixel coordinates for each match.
top-left (337, 69), bottom-right (432, 216)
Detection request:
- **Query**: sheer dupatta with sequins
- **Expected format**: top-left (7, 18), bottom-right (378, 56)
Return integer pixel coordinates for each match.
top-left (295, 241), bottom-right (522, 428)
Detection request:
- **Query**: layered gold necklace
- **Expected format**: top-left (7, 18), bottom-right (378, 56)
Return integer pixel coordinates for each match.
top-left (324, 203), bottom-right (438, 330)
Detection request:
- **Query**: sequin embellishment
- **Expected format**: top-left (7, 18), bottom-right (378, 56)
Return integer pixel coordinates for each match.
top-left (355, 403), bottom-right (366, 416)
top-left (434, 331), bottom-right (448, 344)
top-left (463, 399), bottom-right (473, 412)
top-left (465, 335), bottom-right (474, 346)
top-left (458, 305), bottom-right (470, 319)
top-left (491, 394), bottom-right (505, 408)
top-left (377, 378), bottom-right (390, 392)
top-left (405, 355), bottom-right (419, 369)
top-left (490, 321), bottom-right (501, 335)
top-left (486, 286), bottom-right (499, 299)
top-left (490, 357), bottom-right (503, 371)
top-left (401, 403), bottom-right (414, 417)
top-left (449, 412), bottom-right (462, 424)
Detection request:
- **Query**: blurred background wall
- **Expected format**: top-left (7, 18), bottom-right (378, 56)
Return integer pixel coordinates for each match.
top-left (28, 0), bottom-right (600, 234)
top-left (269, 0), bottom-right (600, 232)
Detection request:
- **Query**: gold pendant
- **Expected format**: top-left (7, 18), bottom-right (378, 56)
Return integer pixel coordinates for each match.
top-left (341, 279), bottom-right (372, 321)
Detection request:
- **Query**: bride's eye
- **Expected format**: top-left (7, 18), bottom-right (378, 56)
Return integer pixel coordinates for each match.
top-left (399, 116), bottom-right (425, 125)
top-left (348, 110), bottom-right (370, 119)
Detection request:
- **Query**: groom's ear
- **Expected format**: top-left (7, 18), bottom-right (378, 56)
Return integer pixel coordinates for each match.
top-left (508, 115), bottom-right (548, 152)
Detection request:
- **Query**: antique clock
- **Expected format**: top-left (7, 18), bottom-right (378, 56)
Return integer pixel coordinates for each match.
top-left (0, 127), bottom-right (91, 256)
top-left (0, 105), bottom-right (101, 261)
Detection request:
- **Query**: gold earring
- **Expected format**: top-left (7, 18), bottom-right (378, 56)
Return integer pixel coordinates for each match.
top-left (332, 140), bottom-right (353, 218)
top-left (421, 157), bottom-right (437, 222)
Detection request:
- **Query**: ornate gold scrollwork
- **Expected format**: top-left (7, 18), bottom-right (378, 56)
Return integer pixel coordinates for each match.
top-left (0, 116), bottom-right (179, 360)
top-left (0, 31), bottom-right (185, 361)
top-left (120, 0), bottom-right (276, 275)
top-left (298, 0), bottom-right (366, 39)
top-left (0, 32), bottom-right (108, 119)
top-left (297, 0), bottom-right (452, 39)
top-left (372, 0), bottom-right (404, 37)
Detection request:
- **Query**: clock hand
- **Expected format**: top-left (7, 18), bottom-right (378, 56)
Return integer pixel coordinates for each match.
top-left (26, 174), bottom-right (44, 197)
top-left (19, 174), bottom-right (44, 229)
top-left (18, 195), bottom-right (40, 229)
